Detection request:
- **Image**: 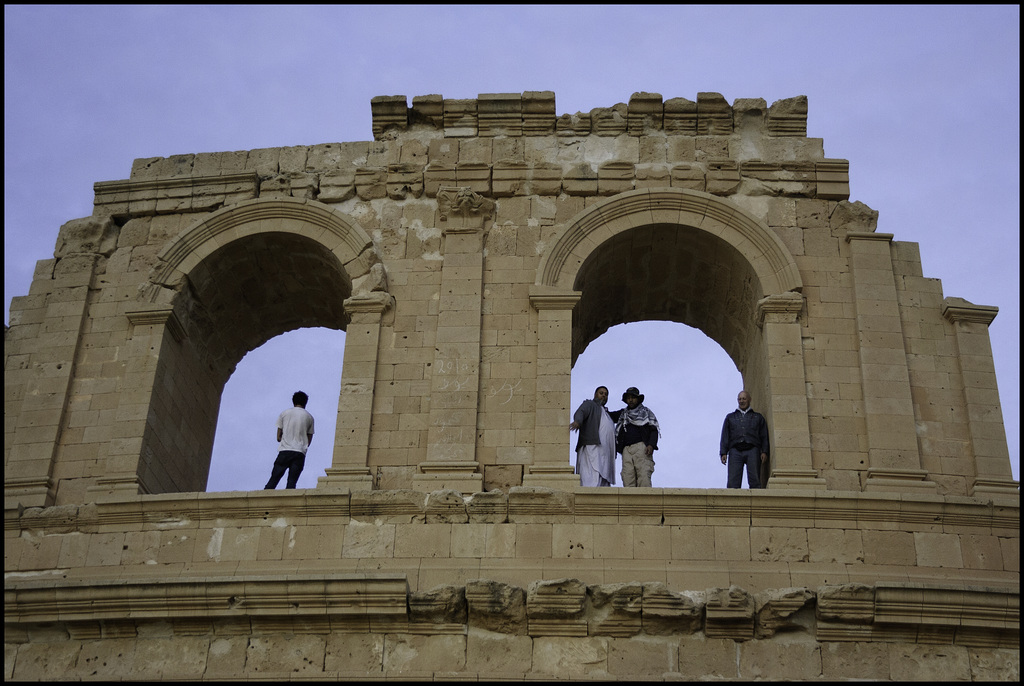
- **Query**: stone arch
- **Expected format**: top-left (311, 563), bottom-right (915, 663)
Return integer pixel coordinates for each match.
top-left (531, 188), bottom-right (819, 489)
top-left (113, 198), bottom-right (387, 496)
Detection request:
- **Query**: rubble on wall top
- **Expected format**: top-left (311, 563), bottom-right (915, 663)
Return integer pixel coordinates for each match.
top-left (371, 91), bottom-right (808, 140)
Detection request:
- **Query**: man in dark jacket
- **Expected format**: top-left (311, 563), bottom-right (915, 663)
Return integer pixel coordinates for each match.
top-left (611, 387), bottom-right (660, 487)
top-left (719, 390), bottom-right (769, 489)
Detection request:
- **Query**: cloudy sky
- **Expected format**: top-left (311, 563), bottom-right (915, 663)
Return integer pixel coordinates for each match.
top-left (5, 5), bottom-right (1019, 491)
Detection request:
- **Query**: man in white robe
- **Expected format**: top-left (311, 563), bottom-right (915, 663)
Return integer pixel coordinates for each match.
top-left (570, 386), bottom-right (617, 487)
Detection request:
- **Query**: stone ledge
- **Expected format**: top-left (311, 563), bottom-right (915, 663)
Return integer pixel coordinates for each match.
top-left (6, 487), bottom-right (1019, 533)
top-left (4, 577), bottom-right (1016, 649)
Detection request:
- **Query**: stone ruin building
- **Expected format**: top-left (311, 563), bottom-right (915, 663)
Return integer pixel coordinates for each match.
top-left (4, 91), bottom-right (1019, 680)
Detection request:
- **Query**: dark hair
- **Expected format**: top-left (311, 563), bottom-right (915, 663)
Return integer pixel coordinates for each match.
top-left (292, 391), bottom-right (309, 407)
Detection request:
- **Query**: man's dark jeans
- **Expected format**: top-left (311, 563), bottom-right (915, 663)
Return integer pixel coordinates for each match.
top-left (265, 450), bottom-right (305, 489)
top-left (727, 446), bottom-right (761, 489)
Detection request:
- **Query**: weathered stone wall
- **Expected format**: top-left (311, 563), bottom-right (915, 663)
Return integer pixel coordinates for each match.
top-left (4, 91), bottom-right (1019, 680)
top-left (4, 489), bottom-right (1019, 680)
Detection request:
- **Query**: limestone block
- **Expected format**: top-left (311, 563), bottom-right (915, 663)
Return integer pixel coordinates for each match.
top-left (386, 163), bottom-right (423, 199)
top-left (10, 640), bottom-right (81, 680)
top-left (627, 92), bottom-right (664, 134)
top-left (370, 95), bottom-right (408, 139)
top-left (55, 216), bottom-right (118, 258)
top-left (508, 487), bottom-right (574, 523)
top-left (889, 644), bottom-right (972, 681)
top-left (821, 640), bottom-right (890, 680)
top-left (597, 161), bottom-right (635, 195)
top-left (132, 636), bottom-right (209, 679)
top-left (706, 159), bottom-right (741, 195)
top-left (492, 161), bottom-right (528, 197)
top-left (383, 634), bottom-right (466, 674)
top-left (466, 579), bottom-right (528, 634)
top-left (607, 634), bottom-right (676, 676)
top-left (807, 528), bottom-right (864, 564)
top-left (528, 578), bottom-right (588, 636)
top-left (556, 111), bottom-right (591, 136)
top-left (481, 465), bottom-right (522, 493)
top-left (410, 94), bottom-right (443, 129)
top-left (816, 583), bottom-right (875, 624)
top-left (466, 489), bottom-right (508, 523)
top-left (697, 92), bottom-right (732, 135)
top-left (532, 636), bottom-right (608, 678)
top-left (816, 160), bottom-right (850, 200)
top-left (740, 638), bottom-right (822, 680)
top-left (528, 163), bottom-right (562, 196)
top-left (642, 582), bottom-right (703, 635)
top-left (478, 93), bottom-right (522, 137)
top-left (767, 95), bottom-right (809, 137)
top-left (465, 629), bottom-right (532, 673)
top-left (562, 163), bottom-right (598, 196)
top-left (733, 98), bottom-right (767, 135)
top-left (664, 98), bottom-right (698, 135)
top-left (751, 526), bottom-right (809, 562)
top-left (350, 489), bottom-right (426, 523)
top-left (443, 99), bottom-right (477, 137)
top-left (324, 633), bottom-right (384, 673)
top-left (590, 103), bottom-right (628, 136)
top-left (425, 489), bottom-right (468, 523)
top-left (354, 167), bottom-right (387, 200)
top-left (130, 154), bottom-right (194, 180)
top-left (522, 91), bottom-right (556, 136)
top-left (705, 586), bottom-right (755, 640)
top-left (754, 587), bottom-right (815, 638)
top-left (968, 648), bottom-right (1020, 681)
top-left (914, 531), bottom-right (964, 567)
top-left (677, 635), bottom-right (738, 678)
top-left (455, 163), bottom-right (491, 194)
top-left (830, 199), bottom-right (878, 234)
top-left (587, 582), bottom-right (643, 636)
top-left (670, 164), bottom-right (706, 191)
top-left (409, 584), bottom-right (467, 625)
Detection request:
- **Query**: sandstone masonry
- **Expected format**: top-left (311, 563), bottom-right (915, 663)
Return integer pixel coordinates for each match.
top-left (5, 92), bottom-right (1018, 680)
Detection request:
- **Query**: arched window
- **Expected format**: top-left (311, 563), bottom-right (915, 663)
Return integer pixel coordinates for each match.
top-left (208, 327), bottom-right (345, 491)
top-left (570, 321), bottom-right (743, 488)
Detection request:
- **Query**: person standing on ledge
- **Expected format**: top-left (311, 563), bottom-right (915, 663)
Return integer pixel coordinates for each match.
top-left (570, 385), bottom-right (617, 487)
top-left (719, 390), bottom-right (769, 489)
top-left (264, 391), bottom-right (315, 489)
top-left (611, 387), bottom-right (660, 487)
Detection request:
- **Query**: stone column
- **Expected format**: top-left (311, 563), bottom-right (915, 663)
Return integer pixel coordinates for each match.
top-left (941, 298), bottom-right (1018, 497)
top-left (845, 232), bottom-right (936, 492)
top-left (4, 277), bottom-right (92, 508)
top-left (523, 286), bottom-right (582, 490)
top-left (86, 306), bottom-right (186, 502)
top-left (756, 292), bottom-right (825, 489)
top-left (318, 292), bottom-right (393, 491)
top-left (412, 188), bottom-right (491, 493)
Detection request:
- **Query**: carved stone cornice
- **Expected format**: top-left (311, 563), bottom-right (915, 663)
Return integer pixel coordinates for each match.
top-left (942, 297), bottom-right (999, 326)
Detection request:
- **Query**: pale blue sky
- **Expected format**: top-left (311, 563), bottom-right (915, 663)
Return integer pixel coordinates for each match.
top-left (5, 5), bottom-right (1019, 490)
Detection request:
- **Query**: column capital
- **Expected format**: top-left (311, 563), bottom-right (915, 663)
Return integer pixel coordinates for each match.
top-left (343, 291), bottom-right (394, 315)
top-left (529, 286), bottom-right (582, 311)
top-left (942, 297), bottom-right (998, 326)
top-left (126, 306), bottom-right (185, 342)
top-left (756, 291), bottom-right (804, 327)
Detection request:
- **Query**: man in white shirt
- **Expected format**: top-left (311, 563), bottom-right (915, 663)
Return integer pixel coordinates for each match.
top-left (264, 391), bottom-right (315, 489)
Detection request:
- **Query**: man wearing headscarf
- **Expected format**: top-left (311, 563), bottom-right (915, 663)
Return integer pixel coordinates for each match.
top-left (610, 387), bottom-right (661, 487)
